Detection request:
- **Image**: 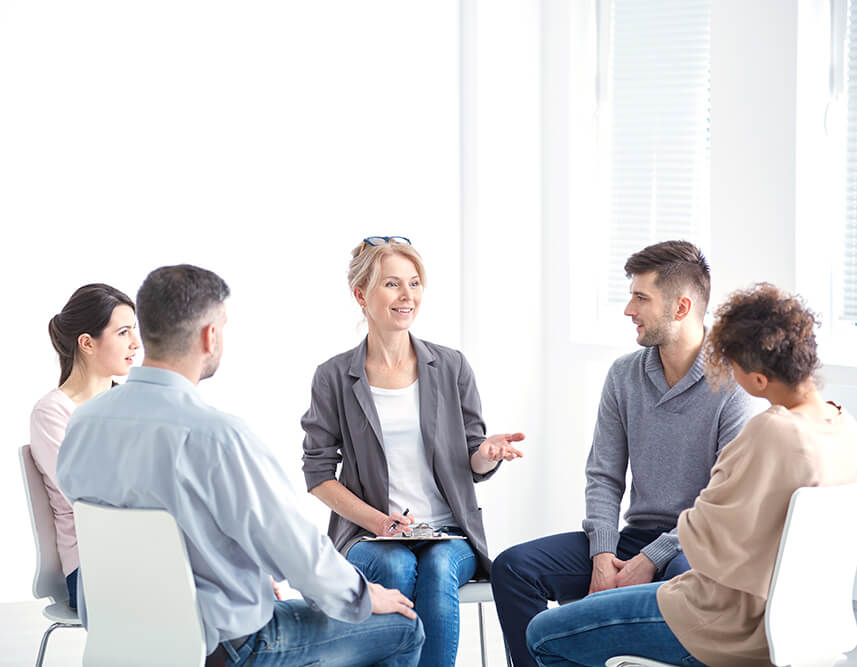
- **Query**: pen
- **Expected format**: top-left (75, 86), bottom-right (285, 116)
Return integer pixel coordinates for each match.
top-left (388, 508), bottom-right (410, 533)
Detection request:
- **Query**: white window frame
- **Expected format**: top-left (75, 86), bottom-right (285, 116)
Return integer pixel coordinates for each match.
top-left (568, 0), bottom-right (712, 346)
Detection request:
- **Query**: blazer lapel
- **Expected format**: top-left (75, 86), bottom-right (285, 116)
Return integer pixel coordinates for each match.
top-left (348, 339), bottom-right (385, 452)
top-left (413, 335), bottom-right (440, 468)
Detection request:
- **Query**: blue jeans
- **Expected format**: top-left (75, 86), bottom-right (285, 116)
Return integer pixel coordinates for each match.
top-left (347, 531), bottom-right (478, 667)
top-left (491, 528), bottom-right (691, 666)
top-left (66, 568), bottom-right (79, 610)
top-left (526, 582), bottom-right (705, 666)
top-left (223, 599), bottom-right (424, 666)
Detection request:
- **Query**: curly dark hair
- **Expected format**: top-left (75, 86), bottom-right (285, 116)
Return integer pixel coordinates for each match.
top-left (705, 283), bottom-right (820, 389)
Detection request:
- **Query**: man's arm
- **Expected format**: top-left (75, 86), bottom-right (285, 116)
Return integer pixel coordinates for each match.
top-left (180, 428), bottom-right (374, 624)
top-left (716, 387), bottom-right (758, 457)
top-left (582, 368), bottom-right (629, 592)
top-left (624, 384), bottom-right (758, 584)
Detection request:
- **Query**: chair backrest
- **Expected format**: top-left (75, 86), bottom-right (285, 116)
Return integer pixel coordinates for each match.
top-left (765, 482), bottom-right (857, 666)
top-left (73, 501), bottom-right (206, 667)
top-left (19, 445), bottom-right (68, 603)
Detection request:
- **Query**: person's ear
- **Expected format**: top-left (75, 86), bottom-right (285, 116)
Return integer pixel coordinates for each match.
top-left (353, 287), bottom-right (367, 308)
top-left (201, 323), bottom-right (217, 354)
top-left (750, 371), bottom-right (768, 392)
top-left (674, 295), bottom-right (692, 321)
top-left (77, 333), bottom-right (95, 357)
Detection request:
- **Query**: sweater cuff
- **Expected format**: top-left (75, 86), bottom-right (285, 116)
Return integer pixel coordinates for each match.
top-left (587, 527), bottom-right (620, 558)
top-left (640, 534), bottom-right (680, 570)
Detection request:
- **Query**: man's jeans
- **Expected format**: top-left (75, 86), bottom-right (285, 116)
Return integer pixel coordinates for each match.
top-left (526, 582), bottom-right (705, 666)
top-left (223, 599), bottom-right (424, 667)
top-left (347, 531), bottom-right (478, 667)
top-left (491, 527), bottom-right (690, 666)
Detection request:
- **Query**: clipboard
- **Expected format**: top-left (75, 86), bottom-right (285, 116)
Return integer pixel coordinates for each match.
top-left (359, 533), bottom-right (467, 542)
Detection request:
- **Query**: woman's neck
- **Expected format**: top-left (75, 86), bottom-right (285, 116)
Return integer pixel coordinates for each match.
top-left (767, 379), bottom-right (834, 419)
top-left (60, 365), bottom-right (113, 405)
top-left (365, 329), bottom-right (414, 368)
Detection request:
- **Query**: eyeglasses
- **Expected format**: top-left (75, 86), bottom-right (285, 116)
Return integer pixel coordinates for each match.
top-left (360, 236), bottom-right (411, 253)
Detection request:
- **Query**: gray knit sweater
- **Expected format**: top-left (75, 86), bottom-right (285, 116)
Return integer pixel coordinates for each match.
top-left (583, 344), bottom-right (756, 569)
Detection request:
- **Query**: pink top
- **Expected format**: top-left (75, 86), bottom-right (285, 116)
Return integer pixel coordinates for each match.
top-left (30, 388), bottom-right (78, 576)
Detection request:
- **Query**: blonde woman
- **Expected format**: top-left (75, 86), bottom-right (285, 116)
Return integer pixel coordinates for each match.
top-left (302, 236), bottom-right (524, 666)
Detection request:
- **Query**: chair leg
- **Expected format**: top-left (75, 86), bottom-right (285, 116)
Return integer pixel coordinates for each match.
top-left (35, 622), bottom-right (80, 667)
top-left (477, 602), bottom-right (488, 667)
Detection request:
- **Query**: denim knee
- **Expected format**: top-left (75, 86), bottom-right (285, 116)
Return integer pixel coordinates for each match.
top-left (525, 608), bottom-right (554, 658)
top-left (349, 544), bottom-right (418, 593)
top-left (418, 544), bottom-right (475, 584)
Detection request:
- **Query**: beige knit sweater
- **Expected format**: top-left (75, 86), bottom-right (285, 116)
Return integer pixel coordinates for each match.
top-left (657, 404), bottom-right (857, 667)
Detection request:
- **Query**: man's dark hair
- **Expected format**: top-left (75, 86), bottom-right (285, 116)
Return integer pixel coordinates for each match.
top-left (136, 264), bottom-right (230, 359)
top-left (624, 240), bottom-right (711, 314)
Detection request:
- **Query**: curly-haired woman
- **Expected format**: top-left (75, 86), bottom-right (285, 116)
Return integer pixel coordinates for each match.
top-left (525, 283), bottom-right (857, 667)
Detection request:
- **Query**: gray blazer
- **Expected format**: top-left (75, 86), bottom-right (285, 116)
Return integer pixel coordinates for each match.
top-left (301, 335), bottom-right (498, 577)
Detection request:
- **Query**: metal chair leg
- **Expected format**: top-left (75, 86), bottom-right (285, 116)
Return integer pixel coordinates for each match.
top-left (35, 622), bottom-right (80, 667)
top-left (477, 601), bottom-right (488, 667)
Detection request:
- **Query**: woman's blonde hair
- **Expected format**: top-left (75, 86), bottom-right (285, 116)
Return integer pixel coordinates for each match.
top-left (347, 240), bottom-right (427, 295)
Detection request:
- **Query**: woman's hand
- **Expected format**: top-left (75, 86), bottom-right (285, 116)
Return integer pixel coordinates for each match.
top-left (471, 432), bottom-right (525, 474)
top-left (374, 511), bottom-right (415, 536)
top-left (368, 582), bottom-right (417, 619)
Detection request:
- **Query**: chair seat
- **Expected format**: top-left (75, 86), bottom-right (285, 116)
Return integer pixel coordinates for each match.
top-left (43, 601), bottom-right (81, 625)
top-left (458, 581), bottom-right (493, 604)
top-left (605, 657), bottom-right (678, 667)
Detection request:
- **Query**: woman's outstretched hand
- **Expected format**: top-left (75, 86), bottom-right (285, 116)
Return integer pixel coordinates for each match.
top-left (471, 432), bottom-right (525, 473)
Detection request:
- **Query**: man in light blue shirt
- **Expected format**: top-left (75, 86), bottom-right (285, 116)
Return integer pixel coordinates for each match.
top-left (57, 264), bottom-right (424, 667)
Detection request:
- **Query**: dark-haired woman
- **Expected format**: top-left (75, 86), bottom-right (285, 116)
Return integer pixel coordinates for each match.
top-left (30, 284), bottom-right (138, 610)
top-left (525, 283), bottom-right (857, 667)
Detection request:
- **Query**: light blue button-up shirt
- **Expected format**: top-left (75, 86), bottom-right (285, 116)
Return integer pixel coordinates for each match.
top-left (57, 366), bottom-right (371, 653)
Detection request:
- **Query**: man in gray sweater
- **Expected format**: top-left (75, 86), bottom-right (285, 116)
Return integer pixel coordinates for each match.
top-left (491, 240), bottom-right (755, 666)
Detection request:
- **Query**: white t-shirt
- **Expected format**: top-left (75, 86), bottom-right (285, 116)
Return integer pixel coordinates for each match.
top-left (370, 380), bottom-right (456, 528)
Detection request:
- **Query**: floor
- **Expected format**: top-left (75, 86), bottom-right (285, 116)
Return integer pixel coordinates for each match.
top-left (5, 598), bottom-right (857, 667)
top-left (0, 599), bottom-right (510, 666)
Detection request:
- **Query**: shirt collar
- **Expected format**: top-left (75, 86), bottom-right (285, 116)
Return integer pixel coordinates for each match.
top-left (644, 333), bottom-right (708, 397)
top-left (126, 366), bottom-right (200, 394)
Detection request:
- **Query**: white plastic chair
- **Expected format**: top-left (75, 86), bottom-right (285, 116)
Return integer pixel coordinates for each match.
top-left (459, 580), bottom-right (513, 667)
top-left (73, 501), bottom-right (206, 667)
top-left (606, 482), bottom-right (857, 667)
top-left (19, 445), bottom-right (83, 666)
top-left (604, 658), bottom-right (673, 667)
top-left (765, 482), bottom-right (857, 666)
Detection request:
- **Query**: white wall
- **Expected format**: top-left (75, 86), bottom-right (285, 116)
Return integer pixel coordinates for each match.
top-left (3, 0), bottom-right (855, 607)
top-left (0, 1), bottom-right (460, 603)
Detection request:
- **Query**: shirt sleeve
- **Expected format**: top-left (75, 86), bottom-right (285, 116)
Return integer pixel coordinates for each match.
top-left (716, 387), bottom-right (756, 456)
top-left (457, 351), bottom-right (492, 482)
top-left (301, 368), bottom-right (344, 492)
top-left (640, 386), bottom-right (757, 569)
top-left (582, 366), bottom-right (627, 557)
top-left (677, 414), bottom-right (816, 599)
top-left (178, 428), bottom-right (372, 624)
top-left (640, 528), bottom-right (681, 570)
top-left (30, 401), bottom-right (72, 505)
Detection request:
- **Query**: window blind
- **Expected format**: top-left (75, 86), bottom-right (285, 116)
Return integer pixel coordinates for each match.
top-left (843, 0), bottom-right (857, 318)
top-left (603, 0), bottom-right (711, 304)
